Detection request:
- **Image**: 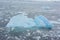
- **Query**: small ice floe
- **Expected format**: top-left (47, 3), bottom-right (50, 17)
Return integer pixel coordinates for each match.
top-left (6, 12), bottom-right (53, 30)
top-left (50, 21), bottom-right (60, 24)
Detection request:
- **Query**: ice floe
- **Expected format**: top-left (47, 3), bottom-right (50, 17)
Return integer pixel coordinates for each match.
top-left (50, 21), bottom-right (60, 24)
top-left (6, 12), bottom-right (53, 29)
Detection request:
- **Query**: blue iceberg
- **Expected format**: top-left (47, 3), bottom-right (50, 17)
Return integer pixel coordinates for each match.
top-left (6, 13), bottom-right (53, 30)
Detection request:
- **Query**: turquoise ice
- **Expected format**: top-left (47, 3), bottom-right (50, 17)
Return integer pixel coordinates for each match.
top-left (34, 15), bottom-right (53, 29)
top-left (6, 13), bottom-right (53, 29)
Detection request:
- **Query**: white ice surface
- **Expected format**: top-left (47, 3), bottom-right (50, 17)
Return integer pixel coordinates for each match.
top-left (6, 14), bottom-right (36, 28)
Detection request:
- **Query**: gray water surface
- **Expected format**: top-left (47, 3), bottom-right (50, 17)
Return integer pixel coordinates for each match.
top-left (0, 1), bottom-right (60, 40)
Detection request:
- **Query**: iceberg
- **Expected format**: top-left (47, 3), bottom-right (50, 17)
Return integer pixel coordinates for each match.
top-left (6, 13), bottom-right (53, 37)
top-left (6, 12), bottom-right (53, 30)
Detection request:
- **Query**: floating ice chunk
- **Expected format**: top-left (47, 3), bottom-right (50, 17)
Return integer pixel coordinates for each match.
top-left (6, 12), bottom-right (53, 30)
top-left (6, 13), bottom-right (36, 28)
top-left (34, 15), bottom-right (53, 29)
top-left (50, 21), bottom-right (60, 24)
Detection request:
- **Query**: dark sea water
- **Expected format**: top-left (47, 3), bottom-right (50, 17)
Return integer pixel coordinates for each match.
top-left (0, 1), bottom-right (60, 40)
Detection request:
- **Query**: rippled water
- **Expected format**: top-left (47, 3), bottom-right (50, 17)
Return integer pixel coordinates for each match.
top-left (0, 1), bottom-right (60, 40)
